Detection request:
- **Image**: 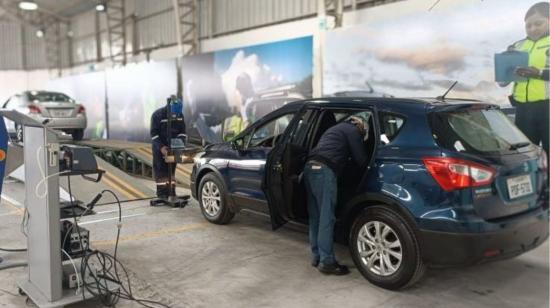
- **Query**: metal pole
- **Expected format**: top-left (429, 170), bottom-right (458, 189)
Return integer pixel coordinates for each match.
top-left (95, 11), bottom-right (102, 62)
top-left (313, 0), bottom-right (327, 97)
top-left (20, 24), bottom-right (27, 70)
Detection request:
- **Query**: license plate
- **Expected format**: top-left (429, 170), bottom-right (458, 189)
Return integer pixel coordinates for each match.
top-left (506, 175), bottom-right (533, 199)
top-left (49, 109), bottom-right (71, 117)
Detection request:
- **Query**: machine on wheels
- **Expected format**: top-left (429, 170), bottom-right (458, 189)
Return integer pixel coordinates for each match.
top-left (0, 110), bottom-right (117, 308)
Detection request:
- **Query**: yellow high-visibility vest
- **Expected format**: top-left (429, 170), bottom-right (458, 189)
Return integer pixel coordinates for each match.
top-left (512, 35), bottom-right (550, 103)
top-left (223, 115), bottom-right (244, 141)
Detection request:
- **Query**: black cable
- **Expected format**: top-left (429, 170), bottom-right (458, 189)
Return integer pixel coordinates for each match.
top-left (79, 189), bottom-right (171, 308)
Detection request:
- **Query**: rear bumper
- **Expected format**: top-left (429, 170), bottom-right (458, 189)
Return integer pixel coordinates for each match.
top-left (29, 115), bottom-right (87, 130)
top-left (420, 208), bottom-right (549, 266)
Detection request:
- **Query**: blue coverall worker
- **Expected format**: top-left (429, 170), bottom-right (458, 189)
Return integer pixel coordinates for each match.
top-left (150, 99), bottom-right (186, 198)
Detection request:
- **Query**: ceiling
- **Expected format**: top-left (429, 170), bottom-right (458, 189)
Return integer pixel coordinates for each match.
top-left (0, 0), bottom-right (98, 21)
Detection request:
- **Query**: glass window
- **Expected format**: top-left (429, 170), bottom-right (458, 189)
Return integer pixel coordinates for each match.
top-left (27, 91), bottom-right (73, 103)
top-left (430, 108), bottom-right (531, 154)
top-left (248, 113), bottom-right (295, 148)
top-left (379, 112), bottom-right (406, 144)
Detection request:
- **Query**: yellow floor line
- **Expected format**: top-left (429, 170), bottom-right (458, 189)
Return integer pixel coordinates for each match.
top-left (92, 222), bottom-right (209, 247)
top-left (1, 196), bottom-right (24, 215)
top-left (104, 171), bottom-right (148, 199)
top-left (102, 176), bottom-right (136, 200)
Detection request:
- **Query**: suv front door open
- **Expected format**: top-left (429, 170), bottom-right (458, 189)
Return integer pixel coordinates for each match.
top-left (265, 107), bottom-right (317, 229)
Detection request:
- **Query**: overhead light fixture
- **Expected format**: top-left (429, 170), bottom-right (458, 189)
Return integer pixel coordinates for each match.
top-left (95, 3), bottom-right (106, 12)
top-left (19, 1), bottom-right (38, 11)
top-left (36, 29), bottom-right (44, 38)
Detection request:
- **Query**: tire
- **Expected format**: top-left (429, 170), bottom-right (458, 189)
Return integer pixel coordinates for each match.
top-left (349, 206), bottom-right (425, 290)
top-left (198, 173), bottom-right (235, 224)
top-left (71, 129), bottom-right (84, 141)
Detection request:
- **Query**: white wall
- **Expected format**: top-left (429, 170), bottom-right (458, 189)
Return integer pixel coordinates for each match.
top-left (0, 70), bottom-right (51, 103)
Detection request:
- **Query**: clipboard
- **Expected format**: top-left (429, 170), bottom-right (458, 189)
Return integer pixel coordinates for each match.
top-left (494, 51), bottom-right (529, 82)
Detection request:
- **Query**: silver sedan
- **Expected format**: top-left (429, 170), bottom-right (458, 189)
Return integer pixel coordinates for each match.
top-left (2, 91), bottom-right (87, 141)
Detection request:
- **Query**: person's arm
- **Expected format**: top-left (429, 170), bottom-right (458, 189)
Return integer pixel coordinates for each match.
top-left (346, 127), bottom-right (369, 169)
top-left (515, 67), bottom-right (549, 80)
top-left (151, 111), bottom-right (167, 152)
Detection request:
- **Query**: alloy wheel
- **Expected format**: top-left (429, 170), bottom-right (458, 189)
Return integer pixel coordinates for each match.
top-left (357, 220), bottom-right (403, 276)
top-left (201, 181), bottom-right (221, 217)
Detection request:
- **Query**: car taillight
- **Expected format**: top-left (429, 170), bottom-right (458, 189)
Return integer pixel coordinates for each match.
top-left (77, 105), bottom-right (85, 114)
top-left (423, 157), bottom-right (495, 192)
top-left (28, 105), bottom-right (41, 114)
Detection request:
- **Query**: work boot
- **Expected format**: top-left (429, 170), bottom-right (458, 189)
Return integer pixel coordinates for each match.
top-left (318, 262), bottom-right (350, 275)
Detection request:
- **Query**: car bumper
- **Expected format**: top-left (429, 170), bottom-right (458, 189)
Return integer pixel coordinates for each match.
top-left (420, 208), bottom-right (549, 266)
top-left (30, 115), bottom-right (87, 130)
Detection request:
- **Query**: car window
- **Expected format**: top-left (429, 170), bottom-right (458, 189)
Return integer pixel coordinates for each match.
top-left (27, 91), bottom-right (73, 103)
top-left (288, 109), bottom-right (315, 146)
top-left (248, 113), bottom-right (295, 148)
top-left (379, 112), bottom-right (406, 145)
top-left (430, 108), bottom-right (530, 154)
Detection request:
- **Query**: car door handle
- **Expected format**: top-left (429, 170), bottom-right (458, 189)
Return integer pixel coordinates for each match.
top-left (273, 163), bottom-right (283, 172)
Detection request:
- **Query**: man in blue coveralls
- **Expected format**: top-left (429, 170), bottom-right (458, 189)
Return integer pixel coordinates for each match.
top-left (150, 98), bottom-right (186, 199)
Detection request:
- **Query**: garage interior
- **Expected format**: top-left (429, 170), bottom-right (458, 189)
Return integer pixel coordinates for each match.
top-left (0, 0), bottom-right (548, 307)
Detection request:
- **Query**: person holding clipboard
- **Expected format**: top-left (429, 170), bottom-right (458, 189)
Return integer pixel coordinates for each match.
top-left (498, 2), bottom-right (549, 157)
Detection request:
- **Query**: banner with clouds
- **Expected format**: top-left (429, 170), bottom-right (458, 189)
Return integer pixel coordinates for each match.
top-left (183, 36), bottom-right (313, 143)
top-left (324, 0), bottom-right (541, 104)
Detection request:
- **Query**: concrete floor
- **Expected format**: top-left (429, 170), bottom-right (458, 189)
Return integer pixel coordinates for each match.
top-left (0, 178), bottom-right (548, 308)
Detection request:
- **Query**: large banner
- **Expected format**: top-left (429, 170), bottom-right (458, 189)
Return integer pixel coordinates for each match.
top-left (324, 0), bottom-right (541, 104)
top-left (106, 60), bottom-right (177, 142)
top-left (47, 71), bottom-right (107, 139)
top-left (183, 36), bottom-right (313, 143)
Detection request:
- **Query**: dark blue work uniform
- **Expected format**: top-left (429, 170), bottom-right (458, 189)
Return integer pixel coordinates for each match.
top-left (305, 121), bottom-right (368, 266)
top-left (150, 107), bottom-right (186, 197)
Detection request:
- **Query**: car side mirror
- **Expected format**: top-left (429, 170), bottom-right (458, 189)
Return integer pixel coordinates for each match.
top-left (231, 138), bottom-right (244, 151)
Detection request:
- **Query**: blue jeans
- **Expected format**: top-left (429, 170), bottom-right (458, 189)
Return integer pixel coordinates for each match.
top-left (303, 161), bottom-right (337, 265)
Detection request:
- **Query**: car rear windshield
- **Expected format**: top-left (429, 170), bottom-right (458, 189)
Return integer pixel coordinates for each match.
top-left (429, 107), bottom-right (531, 154)
top-left (28, 92), bottom-right (72, 103)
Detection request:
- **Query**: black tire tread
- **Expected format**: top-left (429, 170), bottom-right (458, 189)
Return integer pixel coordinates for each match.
top-left (349, 205), bottom-right (425, 290)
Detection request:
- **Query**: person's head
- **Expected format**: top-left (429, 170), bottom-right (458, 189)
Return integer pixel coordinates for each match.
top-left (231, 105), bottom-right (240, 116)
top-left (525, 2), bottom-right (550, 40)
top-left (347, 116), bottom-right (367, 136)
top-left (236, 73), bottom-right (254, 102)
top-left (169, 96), bottom-right (183, 115)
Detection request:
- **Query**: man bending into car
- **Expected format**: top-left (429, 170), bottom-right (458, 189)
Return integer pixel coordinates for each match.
top-left (304, 116), bottom-right (369, 275)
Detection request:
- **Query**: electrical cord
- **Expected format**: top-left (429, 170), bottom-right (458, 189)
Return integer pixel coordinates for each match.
top-left (76, 188), bottom-right (171, 308)
top-left (35, 145), bottom-right (70, 199)
top-left (62, 249), bottom-right (82, 295)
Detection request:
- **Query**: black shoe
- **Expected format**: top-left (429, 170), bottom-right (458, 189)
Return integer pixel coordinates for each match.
top-left (318, 262), bottom-right (350, 275)
top-left (311, 259), bottom-right (319, 267)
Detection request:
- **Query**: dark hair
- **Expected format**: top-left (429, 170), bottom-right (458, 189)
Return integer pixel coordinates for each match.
top-left (525, 2), bottom-right (550, 20)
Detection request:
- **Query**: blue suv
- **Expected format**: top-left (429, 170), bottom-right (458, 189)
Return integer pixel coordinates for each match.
top-left (190, 97), bottom-right (549, 290)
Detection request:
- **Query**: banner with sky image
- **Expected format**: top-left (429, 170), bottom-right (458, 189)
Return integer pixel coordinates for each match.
top-left (106, 59), bottom-right (178, 142)
top-left (323, 0), bottom-right (541, 104)
top-left (182, 36), bottom-right (313, 143)
top-left (47, 71), bottom-right (107, 139)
